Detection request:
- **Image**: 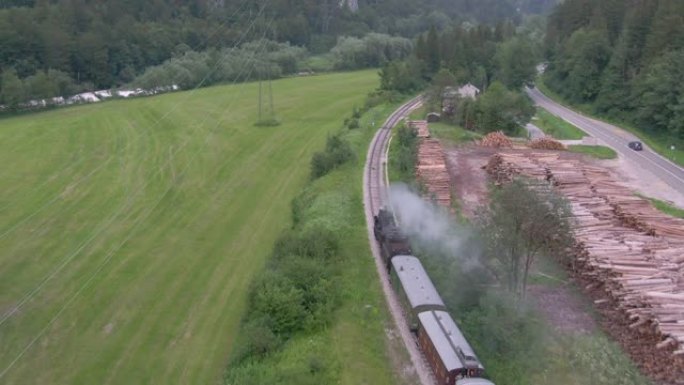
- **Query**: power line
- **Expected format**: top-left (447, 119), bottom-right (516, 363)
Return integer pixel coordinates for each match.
top-left (0, 0), bottom-right (271, 328)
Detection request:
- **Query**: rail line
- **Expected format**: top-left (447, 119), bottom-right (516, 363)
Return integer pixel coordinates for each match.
top-left (362, 96), bottom-right (435, 385)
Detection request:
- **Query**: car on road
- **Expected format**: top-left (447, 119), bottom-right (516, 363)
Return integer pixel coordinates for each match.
top-left (628, 141), bottom-right (643, 151)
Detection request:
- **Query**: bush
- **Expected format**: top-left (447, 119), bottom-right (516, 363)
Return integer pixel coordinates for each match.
top-left (278, 256), bottom-right (339, 328)
top-left (273, 227), bottom-right (339, 261)
top-left (250, 272), bottom-right (307, 336)
top-left (291, 189), bottom-right (315, 227)
top-left (310, 134), bottom-right (354, 179)
top-left (395, 123), bottom-right (418, 174)
top-left (460, 291), bottom-right (546, 384)
top-left (235, 318), bottom-right (282, 360)
top-left (346, 117), bottom-right (360, 129)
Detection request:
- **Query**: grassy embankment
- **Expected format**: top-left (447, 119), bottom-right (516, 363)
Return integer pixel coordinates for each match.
top-left (532, 107), bottom-right (585, 140)
top-left (224, 98), bottom-right (411, 384)
top-left (387, 121), bottom-right (649, 385)
top-left (532, 107), bottom-right (617, 159)
top-left (568, 144), bottom-right (618, 159)
top-left (0, 70), bottom-right (397, 385)
top-left (536, 78), bottom-right (684, 167)
top-left (634, 195), bottom-right (684, 219)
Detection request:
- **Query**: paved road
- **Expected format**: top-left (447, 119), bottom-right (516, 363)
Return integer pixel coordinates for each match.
top-left (525, 122), bottom-right (544, 139)
top-left (526, 86), bottom-right (684, 195)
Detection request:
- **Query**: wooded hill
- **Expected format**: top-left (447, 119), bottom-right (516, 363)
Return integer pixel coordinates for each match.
top-left (0, 0), bottom-right (559, 105)
top-left (544, 0), bottom-right (684, 140)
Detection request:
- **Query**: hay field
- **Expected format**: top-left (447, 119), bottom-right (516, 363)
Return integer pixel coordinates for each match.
top-left (0, 71), bottom-right (377, 384)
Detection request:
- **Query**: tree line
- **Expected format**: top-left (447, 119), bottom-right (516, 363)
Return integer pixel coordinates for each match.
top-left (0, 0), bottom-right (559, 108)
top-left (544, 0), bottom-right (684, 139)
top-left (379, 20), bottom-right (542, 135)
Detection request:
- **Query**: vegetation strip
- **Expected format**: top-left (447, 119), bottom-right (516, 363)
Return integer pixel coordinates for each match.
top-left (532, 107), bottom-right (585, 140)
top-left (568, 145), bottom-right (617, 159)
top-left (225, 86), bottom-right (411, 384)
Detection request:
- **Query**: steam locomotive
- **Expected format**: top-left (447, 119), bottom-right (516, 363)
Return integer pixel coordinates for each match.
top-left (373, 208), bottom-right (495, 385)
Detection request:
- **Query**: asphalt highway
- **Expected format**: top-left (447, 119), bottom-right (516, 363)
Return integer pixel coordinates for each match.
top-left (526, 86), bottom-right (684, 196)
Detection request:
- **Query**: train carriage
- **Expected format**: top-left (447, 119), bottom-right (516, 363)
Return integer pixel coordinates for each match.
top-left (417, 310), bottom-right (494, 385)
top-left (390, 255), bottom-right (446, 330)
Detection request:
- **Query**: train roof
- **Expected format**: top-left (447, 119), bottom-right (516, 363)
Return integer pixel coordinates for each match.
top-left (418, 310), bottom-right (484, 372)
top-left (456, 379), bottom-right (496, 385)
top-left (391, 256), bottom-right (445, 311)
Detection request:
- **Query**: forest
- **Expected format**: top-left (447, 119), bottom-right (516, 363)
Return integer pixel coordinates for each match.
top-left (0, 0), bottom-right (559, 106)
top-left (544, 0), bottom-right (684, 139)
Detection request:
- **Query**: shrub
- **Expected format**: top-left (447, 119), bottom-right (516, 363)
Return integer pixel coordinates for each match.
top-left (346, 117), bottom-right (360, 129)
top-left (291, 189), bottom-right (315, 227)
top-left (310, 134), bottom-right (354, 179)
top-left (235, 318), bottom-right (282, 360)
top-left (460, 291), bottom-right (546, 384)
top-left (273, 227), bottom-right (339, 261)
top-left (395, 123), bottom-right (418, 174)
top-left (249, 272), bottom-right (307, 336)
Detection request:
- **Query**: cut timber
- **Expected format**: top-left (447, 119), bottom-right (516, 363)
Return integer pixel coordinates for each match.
top-left (484, 150), bottom-right (684, 383)
top-left (409, 120), bottom-right (430, 138)
top-left (416, 138), bottom-right (451, 208)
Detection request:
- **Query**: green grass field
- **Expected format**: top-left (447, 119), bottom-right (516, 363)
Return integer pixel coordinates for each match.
top-left (428, 122), bottom-right (482, 144)
top-left (0, 71), bottom-right (380, 384)
top-left (568, 145), bottom-right (618, 159)
top-left (532, 107), bottom-right (585, 140)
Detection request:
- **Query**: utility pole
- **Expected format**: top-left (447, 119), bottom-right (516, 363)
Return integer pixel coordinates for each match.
top-left (255, 64), bottom-right (279, 126)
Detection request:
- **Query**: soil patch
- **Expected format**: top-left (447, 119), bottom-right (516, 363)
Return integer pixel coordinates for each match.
top-left (443, 145), bottom-right (496, 218)
top-left (527, 284), bottom-right (596, 335)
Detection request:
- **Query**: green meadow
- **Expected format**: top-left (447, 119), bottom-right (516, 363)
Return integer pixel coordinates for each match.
top-left (0, 71), bottom-right (381, 384)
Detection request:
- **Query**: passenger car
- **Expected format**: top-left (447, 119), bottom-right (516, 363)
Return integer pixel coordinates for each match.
top-left (628, 141), bottom-right (643, 151)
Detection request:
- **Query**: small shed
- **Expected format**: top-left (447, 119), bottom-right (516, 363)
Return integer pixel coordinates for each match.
top-left (442, 83), bottom-right (481, 115)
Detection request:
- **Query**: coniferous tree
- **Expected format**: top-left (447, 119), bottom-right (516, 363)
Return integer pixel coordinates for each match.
top-left (426, 26), bottom-right (441, 73)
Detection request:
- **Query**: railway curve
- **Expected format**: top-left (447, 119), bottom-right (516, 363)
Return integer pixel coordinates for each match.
top-left (362, 96), bottom-right (435, 385)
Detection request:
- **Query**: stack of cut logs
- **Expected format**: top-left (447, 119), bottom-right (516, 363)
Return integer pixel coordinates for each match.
top-left (486, 152), bottom-right (684, 383)
top-left (414, 120), bottom-right (451, 208)
top-left (478, 131), bottom-right (513, 148)
top-left (409, 120), bottom-right (430, 138)
top-left (529, 137), bottom-right (566, 150)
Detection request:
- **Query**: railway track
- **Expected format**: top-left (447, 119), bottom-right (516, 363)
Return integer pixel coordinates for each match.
top-left (362, 96), bottom-right (436, 385)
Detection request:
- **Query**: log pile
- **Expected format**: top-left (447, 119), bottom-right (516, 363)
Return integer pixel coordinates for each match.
top-left (478, 131), bottom-right (512, 148)
top-left (486, 151), bottom-right (684, 383)
top-left (416, 138), bottom-right (451, 208)
top-left (529, 137), bottom-right (566, 150)
top-left (409, 120), bottom-right (430, 138)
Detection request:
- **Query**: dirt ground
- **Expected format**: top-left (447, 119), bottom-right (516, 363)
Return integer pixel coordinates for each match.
top-left (527, 284), bottom-right (597, 335)
top-left (445, 142), bottom-right (684, 213)
top-left (444, 145), bottom-right (497, 218)
top-left (444, 144), bottom-right (603, 334)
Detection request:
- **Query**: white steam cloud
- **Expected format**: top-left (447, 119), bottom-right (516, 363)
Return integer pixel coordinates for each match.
top-left (388, 183), bottom-right (481, 271)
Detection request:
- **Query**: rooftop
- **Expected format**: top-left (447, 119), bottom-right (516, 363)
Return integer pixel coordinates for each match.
top-left (418, 310), bottom-right (484, 372)
top-left (391, 256), bottom-right (445, 311)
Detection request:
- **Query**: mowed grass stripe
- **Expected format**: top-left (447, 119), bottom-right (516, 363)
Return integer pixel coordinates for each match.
top-left (0, 70), bottom-right (377, 385)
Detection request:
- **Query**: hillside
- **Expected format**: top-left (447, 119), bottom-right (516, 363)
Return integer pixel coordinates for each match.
top-left (0, 0), bottom-right (559, 102)
top-left (544, 0), bottom-right (684, 140)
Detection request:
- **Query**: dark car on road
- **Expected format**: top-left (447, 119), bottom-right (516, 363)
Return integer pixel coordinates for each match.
top-left (628, 141), bottom-right (643, 151)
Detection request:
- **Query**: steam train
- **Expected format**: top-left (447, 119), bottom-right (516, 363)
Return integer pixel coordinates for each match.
top-left (373, 208), bottom-right (495, 385)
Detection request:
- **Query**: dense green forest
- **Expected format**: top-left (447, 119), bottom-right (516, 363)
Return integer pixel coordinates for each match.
top-left (379, 19), bottom-right (541, 135)
top-left (544, 0), bottom-right (684, 139)
top-left (0, 0), bottom-right (559, 106)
